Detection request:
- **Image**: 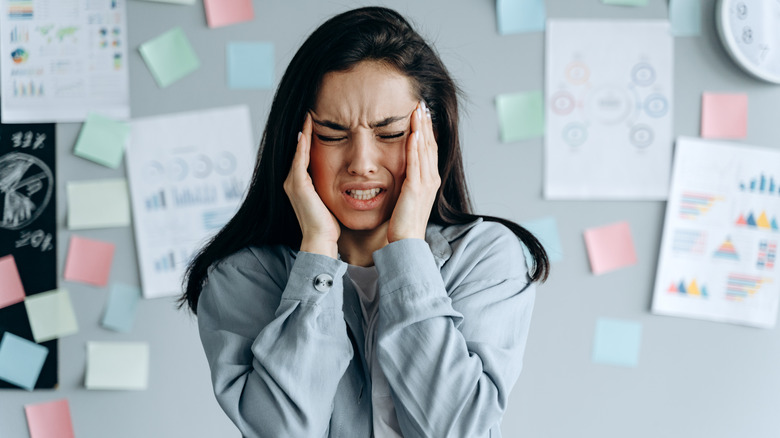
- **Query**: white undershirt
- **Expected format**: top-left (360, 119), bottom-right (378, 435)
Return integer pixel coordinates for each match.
top-left (347, 265), bottom-right (403, 438)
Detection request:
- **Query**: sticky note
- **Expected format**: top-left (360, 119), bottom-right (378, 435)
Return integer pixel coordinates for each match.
top-left (102, 283), bottom-right (141, 333)
top-left (138, 0), bottom-right (195, 4)
top-left (227, 42), bottom-right (274, 89)
top-left (583, 221), bottom-right (637, 275)
top-left (496, 0), bottom-right (546, 35)
top-left (24, 399), bottom-right (75, 438)
top-left (73, 113), bottom-right (131, 168)
top-left (0, 255), bottom-right (25, 309)
top-left (0, 332), bottom-right (48, 390)
top-left (601, 0), bottom-right (648, 5)
top-left (701, 92), bottom-right (748, 139)
top-left (64, 235), bottom-right (115, 287)
top-left (204, 0), bottom-right (254, 28)
top-left (522, 216), bottom-right (563, 264)
top-left (86, 341), bottom-right (150, 390)
top-left (496, 91), bottom-right (545, 142)
top-left (24, 289), bottom-right (79, 343)
top-left (592, 318), bottom-right (642, 367)
top-left (670, 0), bottom-right (702, 37)
top-left (67, 179), bottom-right (131, 230)
top-left (139, 27), bottom-right (200, 88)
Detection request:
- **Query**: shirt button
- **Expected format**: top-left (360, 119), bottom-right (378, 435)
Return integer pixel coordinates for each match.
top-left (313, 273), bottom-right (334, 292)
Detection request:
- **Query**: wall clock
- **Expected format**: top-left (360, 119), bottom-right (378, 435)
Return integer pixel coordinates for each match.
top-left (716, 0), bottom-right (780, 84)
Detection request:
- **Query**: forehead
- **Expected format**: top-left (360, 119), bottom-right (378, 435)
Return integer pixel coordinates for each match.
top-left (313, 61), bottom-right (417, 124)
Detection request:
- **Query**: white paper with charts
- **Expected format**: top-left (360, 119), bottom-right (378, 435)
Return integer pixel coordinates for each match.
top-left (544, 20), bottom-right (673, 199)
top-left (653, 137), bottom-right (780, 328)
top-left (0, 0), bottom-right (130, 123)
top-left (125, 106), bottom-right (255, 299)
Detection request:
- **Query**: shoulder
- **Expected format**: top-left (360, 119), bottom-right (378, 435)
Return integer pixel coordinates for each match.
top-left (199, 245), bottom-right (294, 316)
top-left (433, 219), bottom-right (530, 284)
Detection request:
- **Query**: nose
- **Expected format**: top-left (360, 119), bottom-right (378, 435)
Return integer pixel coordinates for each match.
top-left (346, 133), bottom-right (378, 176)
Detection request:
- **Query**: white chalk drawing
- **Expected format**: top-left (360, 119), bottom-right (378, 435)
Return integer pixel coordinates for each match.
top-left (0, 152), bottom-right (54, 230)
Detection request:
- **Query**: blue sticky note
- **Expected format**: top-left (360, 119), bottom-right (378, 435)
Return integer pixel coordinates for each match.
top-left (669, 0), bottom-right (701, 37)
top-left (592, 318), bottom-right (642, 367)
top-left (522, 216), bottom-right (563, 264)
top-left (227, 42), bottom-right (274, 89)
top-left (496, 0), bottom-right (546, 35)
top-left (101, 283), bottom-right (142, 333)
top-left (0, 332), bottom-right (49, 390)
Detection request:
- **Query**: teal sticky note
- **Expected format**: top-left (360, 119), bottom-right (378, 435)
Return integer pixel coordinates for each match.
top-left (602, 0), bottom-right (647, 5)
top-left (102, 283), bottom-right (141, 333)
top-left (73, 113), bottom-right (130, 168)
top-left (496, 0), bottom-right (546, 35)
top-left (0, 332), bottom-right (49, 390)
top-left (522, 216), bottom-right (563, 263)
top-left (139, 27), bottom-right (200, 88)
top-left (592, 318), bottom-right (642, 367)
top-left (670, 0), bottom-right (701, 36)
top-left (227, 42), bottom-right (274, 89)
top-left (496, 91), bottom-right (545, 142)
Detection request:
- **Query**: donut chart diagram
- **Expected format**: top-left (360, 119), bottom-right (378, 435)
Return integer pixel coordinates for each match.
top-left (545, 20), bottom-right (673, 200)
top-left (550, 61), bottom-right (669, 150)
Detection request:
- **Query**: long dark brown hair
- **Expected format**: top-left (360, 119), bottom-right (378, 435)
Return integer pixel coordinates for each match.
top-left (181, 6), bottom-right (549, 313)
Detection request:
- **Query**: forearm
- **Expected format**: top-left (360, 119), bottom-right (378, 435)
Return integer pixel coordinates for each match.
top-left (199, 251), bottom-right (352, 437)
top-left (374, 238), bottom-right (534, 438)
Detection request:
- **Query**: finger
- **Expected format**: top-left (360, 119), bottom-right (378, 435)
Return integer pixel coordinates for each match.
top-left (406, 125), bottom-right (421, 184)
top-left (417, 110), bottom-right (431, 182)
top-left (302, 112), bottom-right (313, 170)
top-left (421, 101), bottom-right (438, 178)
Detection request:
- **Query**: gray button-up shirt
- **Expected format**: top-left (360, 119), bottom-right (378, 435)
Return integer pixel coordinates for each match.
top-left (197, 218), bottom-right (537, 437)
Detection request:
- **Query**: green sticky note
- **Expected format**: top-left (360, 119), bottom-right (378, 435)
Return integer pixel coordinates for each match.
top-left (601, 0), bottom-right (648, 5)
top-left (139, 27), bottom-right (200, 88)
top-left (496, 91), bottom-right (545, 142)
top-left (24, 289), bottom-right (79, 343)
top-left (73, 113), bottom-right (130, 168)
top-left (670, 0), bottom-right (701, 36)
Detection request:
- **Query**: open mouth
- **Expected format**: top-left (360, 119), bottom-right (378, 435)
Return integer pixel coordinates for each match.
top-left (346, 188), bottom-right (383, 200)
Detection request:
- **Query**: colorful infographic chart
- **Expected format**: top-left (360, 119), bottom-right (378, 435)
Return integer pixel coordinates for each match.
top-left (653, 137), bottom-right (780, 328)
top-left (0, 0), bottom-right (130, 122)
top-left (544, 20), bottom-right (673, 199)
top-left (125, 106), bottom-right (255, 299)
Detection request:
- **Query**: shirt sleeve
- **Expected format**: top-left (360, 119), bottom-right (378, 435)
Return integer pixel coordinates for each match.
top-left (197, 249), bottom-right (352, 438)
top-left (373, 224), bottom-right (536, 438)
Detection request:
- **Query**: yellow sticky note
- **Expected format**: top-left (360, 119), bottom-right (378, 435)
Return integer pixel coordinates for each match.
top-left (24, 289), bottom-right (79, 343)
top-left (67, 179), bottom-right (131, 230)
top-left (86, 342), bottom-right (149, 390)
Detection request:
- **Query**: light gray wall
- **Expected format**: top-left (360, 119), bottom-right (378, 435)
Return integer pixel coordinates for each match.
top-left (3, 0), bottom-right (780, 437)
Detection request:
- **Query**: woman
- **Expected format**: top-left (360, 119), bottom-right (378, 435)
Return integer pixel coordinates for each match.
top-left (182, 6), bottom-right (549, 438)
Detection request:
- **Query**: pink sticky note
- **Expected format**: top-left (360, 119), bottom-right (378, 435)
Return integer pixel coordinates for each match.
top-left (583, 221), bottom-right (638, 275)
top-left (63, 236), bottom-right (115, 286)
top-left (25, 399), bottom-right (75, 438)
top-left (700, 92), bottom-right (748, 139)
top-left (203, 0), bottom-right (254, 28)
top-left (0, 255), bottom-right (26, 309)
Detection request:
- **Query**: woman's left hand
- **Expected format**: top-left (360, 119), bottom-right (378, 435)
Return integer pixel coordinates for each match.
top-left (387, 101), bottom-right (441, 243)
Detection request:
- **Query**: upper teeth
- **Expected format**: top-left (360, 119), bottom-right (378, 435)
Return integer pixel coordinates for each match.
top-left (349, 188), bottom-right (381, 200)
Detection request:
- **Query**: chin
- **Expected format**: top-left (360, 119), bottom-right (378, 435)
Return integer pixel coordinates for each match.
top-left (338, 215), bottom-right (389, 233)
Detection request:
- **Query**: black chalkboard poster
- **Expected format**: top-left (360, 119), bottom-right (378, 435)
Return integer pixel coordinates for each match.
top-left (0, 117), bottom-right (57, 390)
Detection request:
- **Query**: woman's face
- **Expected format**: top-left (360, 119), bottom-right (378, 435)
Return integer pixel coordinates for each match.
top-left (309, 61), bottom-right (418, 232)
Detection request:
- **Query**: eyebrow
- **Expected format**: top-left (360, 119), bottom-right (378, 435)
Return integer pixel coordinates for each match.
top-left (311, 115), bottom-right (408, 131)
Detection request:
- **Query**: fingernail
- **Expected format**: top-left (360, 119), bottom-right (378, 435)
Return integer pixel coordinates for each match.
top-left (416, 108), bottom-right (422, 120)
top-left (421, 100), bottom-right (427, 111)
top-left (297, 132), bottom-right (302, 142)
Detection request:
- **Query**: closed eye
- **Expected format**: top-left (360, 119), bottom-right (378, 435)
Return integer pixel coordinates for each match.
top-left (316, 135), bottom-right (346, 143)
top-left (379, 132), bottom-right (405, 140)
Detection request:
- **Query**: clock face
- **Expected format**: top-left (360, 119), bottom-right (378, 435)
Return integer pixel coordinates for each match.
top-left (716, 0), bottom-right (780, 83)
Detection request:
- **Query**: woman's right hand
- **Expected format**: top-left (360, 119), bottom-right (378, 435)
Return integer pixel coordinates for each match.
top-left (283, 112), bottom-right (341, 259)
